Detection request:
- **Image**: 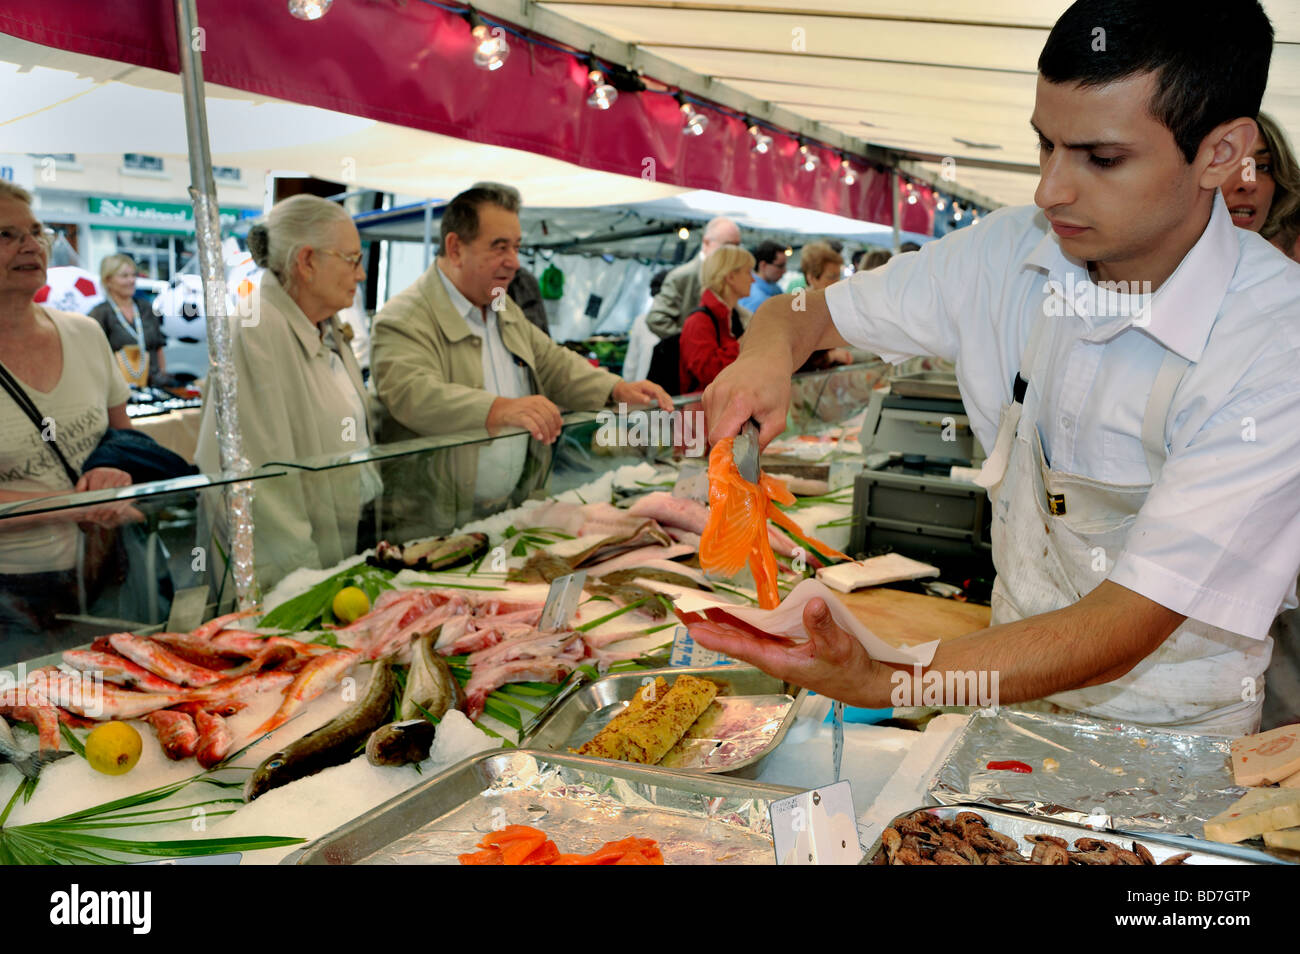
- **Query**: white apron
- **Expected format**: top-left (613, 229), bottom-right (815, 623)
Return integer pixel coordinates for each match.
top-left (977, 315), bottom-right (1269, 737)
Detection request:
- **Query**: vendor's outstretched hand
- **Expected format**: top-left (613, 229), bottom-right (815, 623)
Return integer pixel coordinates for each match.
top-left (701, 351), bottom-right (792, 449)
top-left (690, 597), bottom-right (893, 708)
top-left (612, 379), bottom-right (673, 412)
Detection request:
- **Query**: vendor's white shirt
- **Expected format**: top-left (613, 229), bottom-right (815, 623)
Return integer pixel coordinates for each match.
top-left (0, 309), bottom-right (130, 573)
top-left (435, 264), bottom-right (531, 504)
top-left (825, 193), bottom-right (1300, 640)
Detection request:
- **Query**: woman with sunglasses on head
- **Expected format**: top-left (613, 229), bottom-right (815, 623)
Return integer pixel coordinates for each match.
top-left (87, 254), bottom-right (168, 388)
top-left (0, 181), bottom-right (140, 655)
top-left (195, 194), bottom-right (379, 588)
top-left (1220, 111), bottom-right (1300, 260)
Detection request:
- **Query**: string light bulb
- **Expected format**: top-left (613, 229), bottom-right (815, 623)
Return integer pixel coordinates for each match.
top-left (467, 11), bottom-right (509, 71)
top-left (288, 0), bottom-right (332, 19)
top-left (675, 94), bottom-right (708, 136)
top-left (936, 198), bottom-right (947, 212)
top-left (586, 66), bottom-right (617, 110)
top-left (748, 123), bottom-right (772, 154)
top-left (840, 155), bottom-right (856, 185)
top-left (798, 142), bottom-right (819, 173)
top-left (953, 202), bottom-right (964, 222)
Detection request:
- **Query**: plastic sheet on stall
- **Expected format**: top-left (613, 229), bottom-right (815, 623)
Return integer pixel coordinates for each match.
top-left (929, 709), bottom-right (1246, 837)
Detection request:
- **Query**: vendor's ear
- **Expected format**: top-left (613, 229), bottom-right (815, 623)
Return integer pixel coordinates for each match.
top-left (1198, 117), bottom-right (1258, 191)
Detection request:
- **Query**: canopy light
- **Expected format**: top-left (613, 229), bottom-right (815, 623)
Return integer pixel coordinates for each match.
top-left (840, 155), bottom-right (856, 186)
top-left (677, 95), bottom-right (708, 137)
top-left (748, 124), bottom-right (772, 155)
top-left (587, 68), bottom-right (617, 110)
top-left (798, 143), bottom-right (818, 173)
top-left (288, 0), bottom-right (332, 19)
top-left (678, 227), bottom-right (690, 240)
top-left (907, 192), bottom-right (918, 205)
top-left (466, 10), bottom-right (509, 71)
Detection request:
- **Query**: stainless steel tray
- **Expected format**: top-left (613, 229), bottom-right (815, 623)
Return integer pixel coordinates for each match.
top-left (521, 666), bottom-right (807, 778)
top-left (282, 749), bottom-right (800, 865)
top-left (861, 804), bottom-right (1285, 866)
top-left (889, 371), bottom-right (961, 401)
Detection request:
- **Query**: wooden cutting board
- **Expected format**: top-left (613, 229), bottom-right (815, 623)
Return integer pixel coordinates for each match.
top-left (837, 587), bottom-right (990, 648)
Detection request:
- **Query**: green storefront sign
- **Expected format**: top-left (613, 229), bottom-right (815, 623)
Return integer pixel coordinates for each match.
top-left (89, 197), bottom-right (250, 234)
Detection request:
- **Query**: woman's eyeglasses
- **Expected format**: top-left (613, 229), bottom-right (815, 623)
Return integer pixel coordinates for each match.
top-left (0, 225), bottom-right (55, 249)
top-left (321, 249), bottom-right (364, 269)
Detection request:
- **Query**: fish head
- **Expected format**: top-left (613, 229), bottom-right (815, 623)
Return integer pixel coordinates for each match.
top-left (244, 752), bottom-right (289, 803)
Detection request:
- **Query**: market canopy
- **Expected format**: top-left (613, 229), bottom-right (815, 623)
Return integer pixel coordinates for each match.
top-left (518, 0), bottom-right (1300, 208)
top-left (353, 189), bottom-right (934, 261)
top-left (0, 0), bottom-right (936, 231)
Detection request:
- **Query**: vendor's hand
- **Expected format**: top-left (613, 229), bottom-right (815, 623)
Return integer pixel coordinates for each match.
top-left (611, 379), bottom-right (673, 412)
top-left (75, 467), bottom-right (132, 493)
top-left (486, 394), bottom-right (564, 444)
top-left (702, 352), bottom-right (792, 448)
top-left (690, 597), bottom-right (893, 708)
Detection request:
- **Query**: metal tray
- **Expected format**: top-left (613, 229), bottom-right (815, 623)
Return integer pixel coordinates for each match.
top-left (282, 749), bottom-right (800, 865)
top-left (522, 666), bottom-right (807, 778)
top-left (861, 804), bottom-right (1285, 865)
top-left (889, 371), bottom-right (961, 401)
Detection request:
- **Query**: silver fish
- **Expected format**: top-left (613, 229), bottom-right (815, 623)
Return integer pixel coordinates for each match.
top-left (367, 532), bottom-right (489, 572)
top-left (400, 627), bottom-right (465, 722)
top-left (244, 659), bottom-right (398, 802)
top-left (0, 715), bottom-right (72, 781)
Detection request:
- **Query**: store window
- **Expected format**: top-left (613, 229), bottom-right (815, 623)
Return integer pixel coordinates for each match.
top-left (122, 153), bottom-right (165, 175)
top-left (213, 166), bottom-right (242, 183)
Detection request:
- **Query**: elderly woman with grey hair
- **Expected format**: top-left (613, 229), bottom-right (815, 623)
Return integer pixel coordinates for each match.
top-left (195, 194), bottom-right (379, 588)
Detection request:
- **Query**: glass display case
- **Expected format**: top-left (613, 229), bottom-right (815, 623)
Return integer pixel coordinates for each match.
top-left (0, 361), bottom-right (890, 668)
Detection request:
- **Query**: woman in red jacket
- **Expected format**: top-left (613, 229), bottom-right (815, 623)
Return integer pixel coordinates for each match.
top-left (678, 245), bottom-right (755, 393)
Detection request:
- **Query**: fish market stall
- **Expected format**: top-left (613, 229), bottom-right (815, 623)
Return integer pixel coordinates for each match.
top-left (2, 364), bottom-right (1295, 866)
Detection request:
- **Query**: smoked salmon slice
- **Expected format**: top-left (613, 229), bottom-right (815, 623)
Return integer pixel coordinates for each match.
top-left (699, 438), bottom-right (849, 609)
top-left (459, 828), bottom-right (664, 865)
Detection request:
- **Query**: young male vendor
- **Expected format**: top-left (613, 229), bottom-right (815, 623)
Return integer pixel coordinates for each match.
top-left (695, 0), bottom-right (1300, 737)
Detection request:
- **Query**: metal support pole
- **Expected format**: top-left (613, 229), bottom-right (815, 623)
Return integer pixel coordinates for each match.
top-left (891, 171), bottom-right (902, 254)
top-left (175, 0), bottom-right (259, 609)
top-left (422, 200), bottom-right (434, 269)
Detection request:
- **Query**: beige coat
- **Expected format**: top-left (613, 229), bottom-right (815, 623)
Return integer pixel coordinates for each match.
top-left (195, 272), bottom-right (374, 588)
top-left (646, 259), bottom-right (701, 339)
top-left (371, 261), bottom-right (619, 534)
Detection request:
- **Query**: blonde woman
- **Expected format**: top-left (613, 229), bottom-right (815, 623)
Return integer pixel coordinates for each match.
top-left (678, 244), bottom-right (755, 393)
top-left (195, 194), bottom-right (378, 588)
top-left (1219, 112), bottom-right (1300, 260)
top-left (87, 254), bottom-right (166, 387)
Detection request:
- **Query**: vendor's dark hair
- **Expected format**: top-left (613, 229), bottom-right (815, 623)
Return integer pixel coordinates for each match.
top-left (440, 182), bottom-right (521, 250)
top-left (1039, 0), bottom-right (1273, 164)
top-left (752, 239), bottom-right (785, 266)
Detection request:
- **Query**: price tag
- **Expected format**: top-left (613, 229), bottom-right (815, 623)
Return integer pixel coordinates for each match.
top-left (668, 625), bottom-right (738, 668)
top-left (769, 780), bottom-right (861, 865)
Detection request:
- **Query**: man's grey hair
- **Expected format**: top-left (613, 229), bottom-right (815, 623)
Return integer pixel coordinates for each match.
top-left (440, 182), bottom-right (522, 250)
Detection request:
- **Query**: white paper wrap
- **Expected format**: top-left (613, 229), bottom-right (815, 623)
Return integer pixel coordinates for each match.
top-left (680, 579), bottom-right (939, 667)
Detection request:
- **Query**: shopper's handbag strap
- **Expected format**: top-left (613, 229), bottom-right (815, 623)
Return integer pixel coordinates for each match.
top-left (0, 359), bottom-right (79, 486)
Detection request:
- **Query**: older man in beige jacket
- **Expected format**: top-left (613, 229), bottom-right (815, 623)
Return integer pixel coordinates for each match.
top-left (372, 183), bottom-right (670, 534)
